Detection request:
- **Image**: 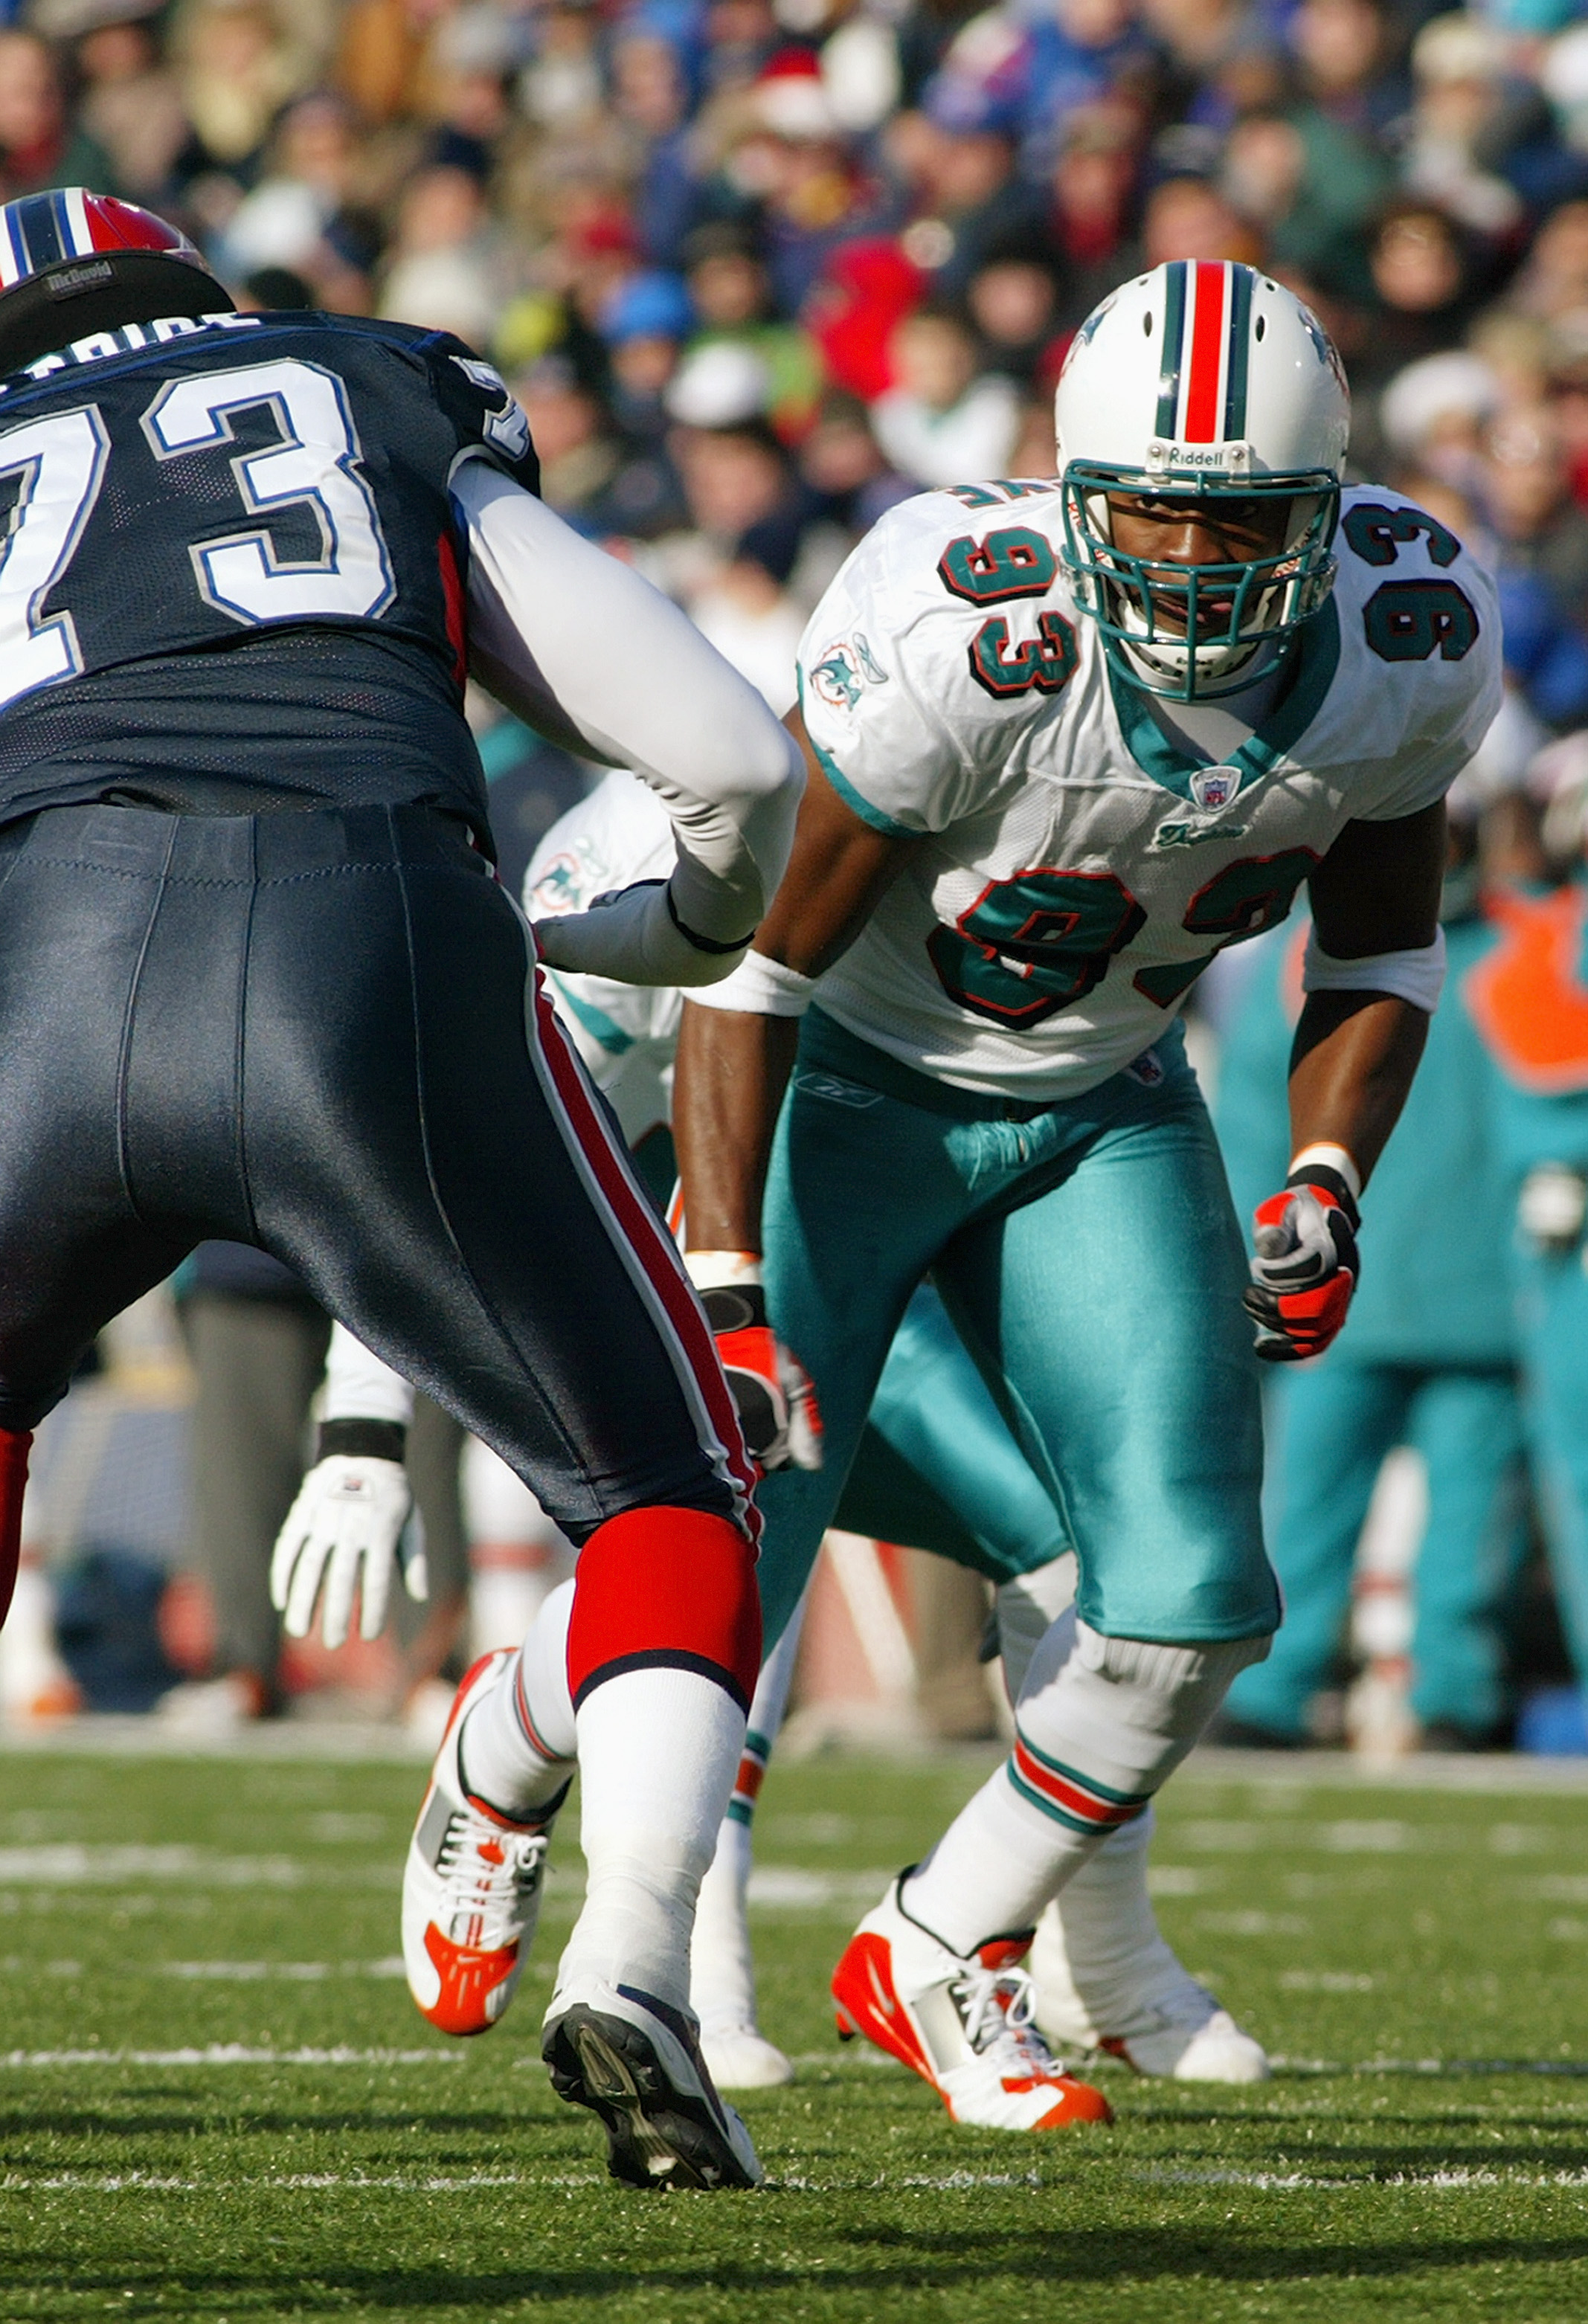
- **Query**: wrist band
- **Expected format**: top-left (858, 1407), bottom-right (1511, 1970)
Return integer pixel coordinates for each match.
top-left (686, 1249), bottom-right (763, 1290)
top-left (1290, 1141), bottom-right (1362, 1205)
top-left (686, 948), bottom-right (817, 1017)
top-left (317, 1417), bottom-right (408, 1464)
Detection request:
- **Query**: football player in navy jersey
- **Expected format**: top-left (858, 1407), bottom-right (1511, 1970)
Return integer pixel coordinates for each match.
top-left (0, 189), bottom-right (806, 2192)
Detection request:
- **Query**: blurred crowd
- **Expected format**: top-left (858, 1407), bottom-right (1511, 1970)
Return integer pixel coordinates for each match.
top-left (10, 0), bottom-right (1588, 1751)
top-left (9, 0), bottom-right (1588, 756)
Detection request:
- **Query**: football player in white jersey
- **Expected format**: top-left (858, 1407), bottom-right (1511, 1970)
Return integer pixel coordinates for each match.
top-left (666, 262), bottom-right (1501, 2130)
top-left (274, 765), bottom-right (1269, 2105)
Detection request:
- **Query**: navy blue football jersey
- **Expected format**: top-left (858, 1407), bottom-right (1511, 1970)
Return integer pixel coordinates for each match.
top-left (0, 309), bottom-right (540, 841)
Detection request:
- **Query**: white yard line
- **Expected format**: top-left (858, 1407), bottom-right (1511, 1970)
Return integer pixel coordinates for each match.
top-left (1184, 1747), bottom-right (1588, 1794)
top-left (0, 1720), bottom-right (430, 1763)
top-left (746, 1867), bottom-right (900, 1908)
top-left (1135, 2164), bottom-right (1588, 2191)
top-left (0, 2169), bottom-right (601, 2193)
top-left (0, 2046), bottom-right (461, 2067)
top-left (158, 1960), bottom-right (407, 1980)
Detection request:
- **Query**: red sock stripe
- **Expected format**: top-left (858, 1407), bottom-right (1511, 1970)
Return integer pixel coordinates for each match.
top-left (566, 1505), bottom-right (762, 1710)
top-left (1010, 1737), bottom-right (1144, 1829)
top-left (512, 1656), bottom-right (569, 1767)
top-left (731, 1749), bottom-right (768, 1809)
top-left (523, 945), bottom-right (759, 1539)
top-left (0, 1429), bottom-right (30, 1630)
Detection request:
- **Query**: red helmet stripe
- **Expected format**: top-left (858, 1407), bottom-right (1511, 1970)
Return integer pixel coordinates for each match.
top-left (1182, 261), bottom-right (1228, 444)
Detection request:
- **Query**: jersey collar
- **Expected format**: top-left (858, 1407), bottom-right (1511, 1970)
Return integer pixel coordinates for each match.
top-left (1106, 596), bottom-right (1341, 803)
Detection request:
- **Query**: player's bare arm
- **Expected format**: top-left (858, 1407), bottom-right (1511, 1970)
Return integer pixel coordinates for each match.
top-left (1242, 797), bottom-right (1450, 1364)
top-left (675, 704), bottom-right (920, 1254)
top-left (1288, 798), bottom-right (1448, 1181)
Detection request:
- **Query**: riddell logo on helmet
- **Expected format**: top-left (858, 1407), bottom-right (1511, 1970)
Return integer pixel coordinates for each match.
top-left (1151, 441), bottom-right (1252, 469)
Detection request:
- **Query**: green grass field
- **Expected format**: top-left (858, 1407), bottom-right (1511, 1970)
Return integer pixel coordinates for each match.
top-left (1, 1742), bottom-right (1587, 2322)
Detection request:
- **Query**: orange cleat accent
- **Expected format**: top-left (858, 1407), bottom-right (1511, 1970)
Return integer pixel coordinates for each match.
top-left (402, 1649), bottom-right (556, 2038)
top-left (418, 1924), bottom-right (523, 2038)
top-left (831, 1879), bottom-right (1113, 2131)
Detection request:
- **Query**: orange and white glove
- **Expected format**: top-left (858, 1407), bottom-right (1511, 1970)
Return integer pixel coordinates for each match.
top-left (686, 1253), bottom-right (823, 1473)
top-left (1242, 1153), bottom-right (1360, 1364)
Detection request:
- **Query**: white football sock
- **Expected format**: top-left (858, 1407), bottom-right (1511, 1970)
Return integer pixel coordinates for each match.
top-left (1029, 1803), bottom-right (1213, 2041)
top-left (995, 1553), bottom-right (1079, 1702)
top-left (690, 1593), bottom-right (806, 2033)
top-left (902, 1613), bottom-right (1267, 1956)
top-left (692, 1815), bottom-right (756, 2034)
top-left (997, 1561), bottom-right (1222, 2039)
top-left (557, 1665), bottom-right (745, 2015)
top-left (457, 1578), bottom-right (576, 1819)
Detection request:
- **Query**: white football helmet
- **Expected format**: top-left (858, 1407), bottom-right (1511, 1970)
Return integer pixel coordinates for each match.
top-left (1054, 263), bottom-right (1350, 701)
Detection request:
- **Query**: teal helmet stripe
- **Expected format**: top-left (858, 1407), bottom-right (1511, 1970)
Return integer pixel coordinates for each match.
top-left (1154, 260), bottom-right (1188, 439)
top-left (1224, 263), bottom-right (1253, 440)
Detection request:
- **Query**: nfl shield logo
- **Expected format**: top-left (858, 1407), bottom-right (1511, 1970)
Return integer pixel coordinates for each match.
top-left (1190, 765), bottom-right (1240, 811)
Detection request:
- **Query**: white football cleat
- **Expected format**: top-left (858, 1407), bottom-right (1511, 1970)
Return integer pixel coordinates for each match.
top-left (831, 1877), bottom-right (1113, 2131)
top-left (1029, 1885), bottom-right (1270, 2084)
top-left (402, 1649), bottom-right (556, 2037)
top-left (542, 1977), bottom-right (765, 2189)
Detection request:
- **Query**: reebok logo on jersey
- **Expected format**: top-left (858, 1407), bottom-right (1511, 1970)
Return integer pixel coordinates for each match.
top-left (1153, 820), bottom-right (1251, 849)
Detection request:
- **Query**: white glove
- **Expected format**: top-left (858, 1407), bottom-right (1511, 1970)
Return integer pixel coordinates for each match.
top-left (269, 1455), bottom-right (427, 1649)
top-left (533, 877), bottom-right (752, 988)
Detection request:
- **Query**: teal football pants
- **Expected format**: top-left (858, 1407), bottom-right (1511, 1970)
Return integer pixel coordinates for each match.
top-left (1514, 1239), bottom-right (1588, 1683)
top-left (838, 1281), bottom-right (1070, 1582)
top-left (1224, 1359), bottom-right (1528, 1739)
top-left (753, 1008), bottom-right (1278, 1652)
top-left (641, 1124), bottom-right (1070, 1584)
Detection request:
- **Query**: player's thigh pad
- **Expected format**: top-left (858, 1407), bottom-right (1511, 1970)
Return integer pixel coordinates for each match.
top-left (937, 1066), bottom-right (1276, 1643)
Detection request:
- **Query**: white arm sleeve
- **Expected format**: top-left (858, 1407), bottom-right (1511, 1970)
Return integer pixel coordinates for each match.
top-left (454, 460), bottom-right (803, 949)
top-left (322, 1322), bottom-right (416, 1427)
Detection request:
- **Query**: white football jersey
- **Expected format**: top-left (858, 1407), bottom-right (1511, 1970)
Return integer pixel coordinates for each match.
top-left (797, 480), bottom-right (1502, 1100)
top-left (523, 769), bottom-right (681, 1141)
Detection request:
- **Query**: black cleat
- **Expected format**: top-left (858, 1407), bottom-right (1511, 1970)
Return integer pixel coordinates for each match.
top-left (541, 1979), bottom-right (765, 2190)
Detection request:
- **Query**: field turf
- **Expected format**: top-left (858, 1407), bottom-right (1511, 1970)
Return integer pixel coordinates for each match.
top-left (1, 1742), bottom-right (1587, 2320)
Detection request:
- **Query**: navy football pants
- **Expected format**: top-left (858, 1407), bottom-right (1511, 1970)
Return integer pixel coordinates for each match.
top-left (0, 802), bottom-right (752, 1545)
